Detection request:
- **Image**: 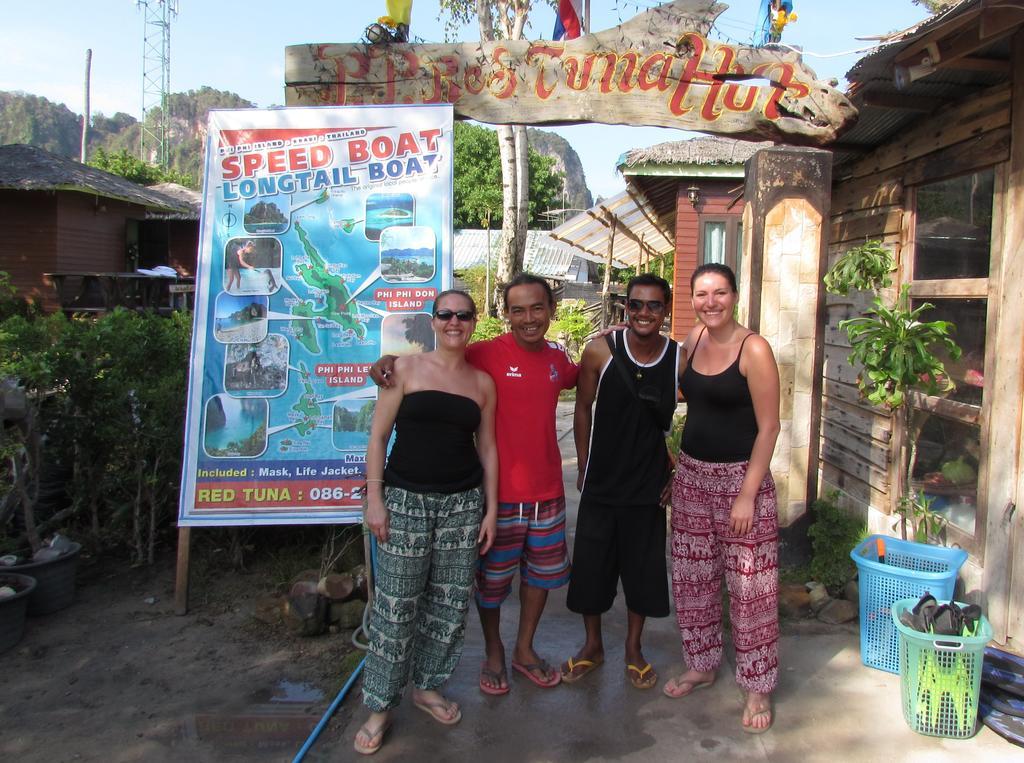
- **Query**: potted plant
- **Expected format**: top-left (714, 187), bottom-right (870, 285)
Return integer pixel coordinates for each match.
top-left (826, 242), bottom-right (962, 542)
top-left (1, 311), bottom-right (82, 614)
top-left (0, 572), bottom-right (37, 653)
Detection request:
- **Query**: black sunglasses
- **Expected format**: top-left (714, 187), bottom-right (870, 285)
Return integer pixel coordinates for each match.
top-left (434, 309), bottom-right (475, 322)
top-left (627, 299), bottom-right (666, 313)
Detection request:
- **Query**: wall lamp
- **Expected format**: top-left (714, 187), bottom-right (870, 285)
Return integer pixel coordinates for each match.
top-left (686, 184), bottom-right (701, 208)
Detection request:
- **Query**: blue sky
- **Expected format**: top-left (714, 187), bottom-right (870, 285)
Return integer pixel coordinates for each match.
top-left (1, 1), bottom-right (930, 197)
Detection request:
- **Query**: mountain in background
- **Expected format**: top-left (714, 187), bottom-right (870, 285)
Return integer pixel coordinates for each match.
top-left (0, 89), bottom-right (594, 209)
top-left (0, 87), bottom-right (253, 186)
top-left (528, 128), bottom-right (594, 213)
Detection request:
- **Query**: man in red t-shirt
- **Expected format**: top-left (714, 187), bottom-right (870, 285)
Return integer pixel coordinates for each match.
top-left (372, 274), bottom-right (578, 695)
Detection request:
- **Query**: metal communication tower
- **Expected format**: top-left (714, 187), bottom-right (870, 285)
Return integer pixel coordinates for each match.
top-left (137, 0), bottom-right (178, 166)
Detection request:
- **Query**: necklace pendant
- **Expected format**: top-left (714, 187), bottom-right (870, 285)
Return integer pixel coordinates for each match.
top-left (635, 370), bottom-right (643, 380)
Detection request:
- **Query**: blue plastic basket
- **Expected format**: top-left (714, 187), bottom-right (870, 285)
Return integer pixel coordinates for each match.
top-left (851, 535), bottom-right (967, 673)
top-left (892, 599), bottom-right (992, 738)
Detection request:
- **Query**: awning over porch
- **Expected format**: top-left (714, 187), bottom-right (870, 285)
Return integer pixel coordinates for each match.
top-left (453, 229), bottom-right (606, 280)
top-left (543, 189), bottom-right (674, 269)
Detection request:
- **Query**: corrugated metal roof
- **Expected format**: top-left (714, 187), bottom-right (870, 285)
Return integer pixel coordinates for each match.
top-left (833, 0), bottom-right (1018, 170)
top-left (453, 229), bottom-right (600, 280)
top-left (546, 189), bottom-right (673, 269)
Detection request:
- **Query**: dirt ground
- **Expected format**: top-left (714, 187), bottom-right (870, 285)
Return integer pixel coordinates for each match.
top-left (1, 547), bottom-right (362, 762)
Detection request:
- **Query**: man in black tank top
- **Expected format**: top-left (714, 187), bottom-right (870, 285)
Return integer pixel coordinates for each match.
top-left (560, 274), bottom-right (683, 690)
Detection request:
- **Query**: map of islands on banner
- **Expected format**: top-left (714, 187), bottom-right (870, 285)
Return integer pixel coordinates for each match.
top-left (178, 105), bottom-right (454, 526)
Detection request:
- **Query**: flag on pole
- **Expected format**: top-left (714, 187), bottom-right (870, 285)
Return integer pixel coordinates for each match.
top-left (385, 0), bottom-right (412, 26)
top-left (552, 0), bottom-right (583, 40)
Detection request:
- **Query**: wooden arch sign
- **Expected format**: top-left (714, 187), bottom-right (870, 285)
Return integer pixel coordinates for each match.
top-left (284, 0), bottom-right (857, 145)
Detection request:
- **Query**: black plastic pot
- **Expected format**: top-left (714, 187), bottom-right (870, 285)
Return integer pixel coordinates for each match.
top-left (6, 542), bottom-right (81, 615)
top-left (0, 573), bottom-right (37, 653)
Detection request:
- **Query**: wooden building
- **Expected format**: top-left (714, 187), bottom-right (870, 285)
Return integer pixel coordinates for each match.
top-left (821, 1), bottom-right (1024, 646)
top-left (552, 3), bottom-right (1023, 649)
top-left (617, 137), bottom-right (771, 338)
top-left (0, 144), bottom-right (196, 311)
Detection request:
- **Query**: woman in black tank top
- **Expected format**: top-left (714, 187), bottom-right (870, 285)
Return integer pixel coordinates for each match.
top-left (664, 264), bottom-right (782, 734)
top-left (355, 290), bottom-right (498, 756)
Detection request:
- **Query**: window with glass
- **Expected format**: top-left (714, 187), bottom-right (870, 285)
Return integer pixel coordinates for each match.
top-left (907, 168), bottom-right (994, 548)
top-left (698, 216), bottom-right (743, 283)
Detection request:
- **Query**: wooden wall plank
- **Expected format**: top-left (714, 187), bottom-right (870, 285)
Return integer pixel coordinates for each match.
top-left (845, 83), bottom-right (1011, 180)
top-left (984, 29), bottom-right (1024, 645)
top-left (829, 207), bottom-right (903, 245)
top-left (902, 125), bottom-right (1011, 186)
top-left (821, 437), bottom-right (892, 493)
top-left (821, 461), bottom-right (892, 513)
top-left (830, 175), bottom-right (903, 216)
top-left (821, 417), bottom-right (891, 471)
top-left (822, 396), bottom-right (893, 443)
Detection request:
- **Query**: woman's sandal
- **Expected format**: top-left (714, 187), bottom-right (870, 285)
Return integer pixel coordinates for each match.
top-left (741, 695), bottom-right (773, 734)
top-left (413, 696), bottom-right (462, 726)
top-left (662, 674), bottom-right (715, 699)
top-left (353, 719), bottom-right (392, 755)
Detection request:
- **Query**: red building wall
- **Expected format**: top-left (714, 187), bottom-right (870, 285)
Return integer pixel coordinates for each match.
top-left (55, 193), bottom-right (143, 273)
top-left (670, 178), bottom-right (743, 341)
top-left (0, 190), bottom-right (59, 308)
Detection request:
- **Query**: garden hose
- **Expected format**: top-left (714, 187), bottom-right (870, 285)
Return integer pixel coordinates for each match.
top-left (293, 533), bottom-right (377, 762)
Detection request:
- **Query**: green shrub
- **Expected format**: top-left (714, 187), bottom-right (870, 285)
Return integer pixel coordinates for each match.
top-left (471, 315), bottom-right (505, 343)
top-left (547, 299), bottom-right (592, 361)
top-left (666, 413), bottom-right (686, 456)
top-left (807, 491), bottom-right (867, 593)
top-left (1, 307), bottom-right (191, 562)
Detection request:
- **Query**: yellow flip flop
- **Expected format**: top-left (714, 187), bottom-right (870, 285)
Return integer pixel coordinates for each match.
top-left (626, 662), bottom-right (658, 689)
top-left (561, 656), bottom-right (604, 683)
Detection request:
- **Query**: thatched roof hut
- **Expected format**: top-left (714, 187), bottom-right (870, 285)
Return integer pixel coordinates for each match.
top-left (0, 144), bottom-right (190, 213)
top-left (619, 136), bottom-right (774, 170)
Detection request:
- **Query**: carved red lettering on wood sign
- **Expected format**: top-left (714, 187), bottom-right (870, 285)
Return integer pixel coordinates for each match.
top-left (284, 0), bottom-right (856, 145)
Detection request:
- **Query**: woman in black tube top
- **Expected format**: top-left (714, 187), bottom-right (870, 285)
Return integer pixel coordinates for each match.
top-left (354, 289), bottom-right (498, 756)
top-left (662, 264), bottom-right (782, 735)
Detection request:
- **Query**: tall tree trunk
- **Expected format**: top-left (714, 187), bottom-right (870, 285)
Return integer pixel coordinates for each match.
top-left (482, 0), bottom-right (529, 293)
top-left (514, 123), bottom-right (529, 256)
top-left (496, 124), bottom-right (523, 290)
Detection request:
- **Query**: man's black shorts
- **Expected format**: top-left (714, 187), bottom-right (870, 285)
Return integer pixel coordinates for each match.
top-left (566, 497), bottom-right (670, 618)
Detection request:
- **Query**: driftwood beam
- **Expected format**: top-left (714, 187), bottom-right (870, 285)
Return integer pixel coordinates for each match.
top-left (285, 0), bottom-right (856, 145)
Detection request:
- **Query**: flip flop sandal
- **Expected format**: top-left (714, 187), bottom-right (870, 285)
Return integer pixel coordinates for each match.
top-left (560, 656), bottom-right (604, 684)
top-left (512, 659), bottom-right (561, 688)
top-left (742, 700), bottom-right (773, 734)
top-left (931, 603), bottom-right (964, 636)
top-left (353, 720), bottom-right (392, 755)
top-left (413, 697), bottom-right (462, 726)
top-left (479, 664), bottom-right (510, 696)
top-left (663, 675), bottom-right (715, 699)
top-left (903, 594), bottom-right (938, 633)
top-left (626, 663), bottom-right (658, 690)
top-left (961, 604), bottom-right (983, 636)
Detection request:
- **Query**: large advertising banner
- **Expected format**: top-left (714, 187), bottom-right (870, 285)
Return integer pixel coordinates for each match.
top-left (178, 105), bottom-right (454, 526)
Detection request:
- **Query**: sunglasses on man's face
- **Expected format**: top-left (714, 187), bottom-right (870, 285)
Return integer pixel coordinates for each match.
top-left (434, 309), bottom-right (476, 322)
top-left (627, 299), bottom-right (666, 313)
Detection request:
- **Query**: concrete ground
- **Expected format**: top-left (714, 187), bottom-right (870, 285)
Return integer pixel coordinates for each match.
top-left (331, 402), bottom-right (1015, 762)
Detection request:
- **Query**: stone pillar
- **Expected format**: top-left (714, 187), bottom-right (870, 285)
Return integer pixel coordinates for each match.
top-left (742, 147), bottom-right (832, 528)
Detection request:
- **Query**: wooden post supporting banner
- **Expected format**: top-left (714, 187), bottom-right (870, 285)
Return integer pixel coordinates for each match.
top-left (174, 526), bottom-right (191, 615)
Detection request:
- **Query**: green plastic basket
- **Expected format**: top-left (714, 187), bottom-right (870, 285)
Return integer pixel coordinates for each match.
top-left (891, 599), bottom-right (992, 739)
